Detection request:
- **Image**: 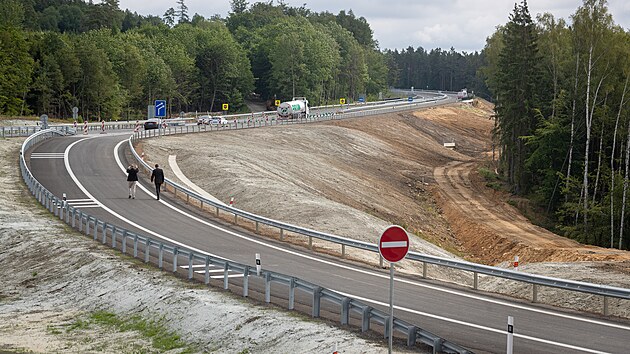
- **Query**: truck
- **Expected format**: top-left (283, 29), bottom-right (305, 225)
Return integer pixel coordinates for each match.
top-left (277, 97), bottom-right (309, 119)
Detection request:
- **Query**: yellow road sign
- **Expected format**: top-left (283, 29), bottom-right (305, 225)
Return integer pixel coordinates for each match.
top-left (275, 99), bottom-right (280, 106)
top-left (340, 98), bottom-right (346, 104)
top-left (222, 103), bottom-right (229, 111)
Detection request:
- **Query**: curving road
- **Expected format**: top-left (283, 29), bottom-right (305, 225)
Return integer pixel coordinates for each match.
top-left (27, 127), bottom-right (630, 353)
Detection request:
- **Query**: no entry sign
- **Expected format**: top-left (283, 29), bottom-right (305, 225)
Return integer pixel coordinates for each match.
top-left (379, 225), bottom-right (409, 263)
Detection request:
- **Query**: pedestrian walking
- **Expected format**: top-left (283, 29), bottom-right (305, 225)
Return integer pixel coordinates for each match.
top-left (126, 164), bottom-right (139, 199)
top-left (151, 164), bottom-right (165, 200)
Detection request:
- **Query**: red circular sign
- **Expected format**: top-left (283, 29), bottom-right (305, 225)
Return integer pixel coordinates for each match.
top-left (379, 225), bottom-right (410, 263)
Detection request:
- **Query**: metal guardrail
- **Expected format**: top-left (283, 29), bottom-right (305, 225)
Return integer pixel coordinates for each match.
top-left (20, 128), bottom-right (473, 353)
top-left (128, 96), bottom-right (630, 317)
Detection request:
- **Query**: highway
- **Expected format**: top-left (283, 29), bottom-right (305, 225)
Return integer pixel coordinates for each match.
top-left (26, 115), bottom-right (630, 353)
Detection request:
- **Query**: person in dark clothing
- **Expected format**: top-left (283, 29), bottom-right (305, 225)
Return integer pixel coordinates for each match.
top-left (150, 164), bottom-right (165, 200)
top-left (126, 164), bottom-right (139, 199)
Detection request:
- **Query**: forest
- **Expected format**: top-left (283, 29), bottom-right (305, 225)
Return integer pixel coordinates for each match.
top-left (0, 0), bottom-right (484, 120)
top-left (486, 0), bottom-right (630, 249)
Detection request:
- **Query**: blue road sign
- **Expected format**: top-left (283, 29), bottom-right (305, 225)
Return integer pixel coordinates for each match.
top-left (358, 97), bottom-right (365, 103)
top-left (154, 100), bottom-right (166, 117)
top-left (408, 96), bottom-right (414, 102)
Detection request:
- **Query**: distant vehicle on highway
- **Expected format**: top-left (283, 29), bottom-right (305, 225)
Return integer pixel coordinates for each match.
top-left (197, 116), bottom-right (227, 125)
top-left (210, 117), bottom-right (228, 125)
top-left (144, 118), bottom-right (161, 130)
top-left (197, 115), bottom-right (211, 125)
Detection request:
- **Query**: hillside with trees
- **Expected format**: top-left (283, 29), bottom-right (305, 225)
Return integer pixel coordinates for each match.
top-left (483, 0), bottom-right (630, 250)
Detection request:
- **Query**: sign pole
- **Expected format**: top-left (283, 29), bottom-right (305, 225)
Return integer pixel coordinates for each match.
top-left (389, 263), bottom-right (394, 354)
top-left (378, 225), bottom-right (409, 354)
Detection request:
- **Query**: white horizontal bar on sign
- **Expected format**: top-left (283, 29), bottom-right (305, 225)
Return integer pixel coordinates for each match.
top-left (381, 241), bottom-right (408, 248)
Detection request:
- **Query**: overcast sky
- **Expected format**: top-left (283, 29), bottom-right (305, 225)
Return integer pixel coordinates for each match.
top-left (117, 0), bottom-right (630, 53)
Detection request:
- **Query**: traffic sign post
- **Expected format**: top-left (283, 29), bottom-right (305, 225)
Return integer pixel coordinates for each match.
top-left (154, 100), bottom-right (166, 118)
top-left (379, 225), bottom-right (410, 354)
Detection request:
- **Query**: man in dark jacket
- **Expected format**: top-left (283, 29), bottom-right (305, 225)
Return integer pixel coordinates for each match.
top-left (126, 164), bottom-right (139, 199)
top-left (150, 164), bottom-right (165, 200)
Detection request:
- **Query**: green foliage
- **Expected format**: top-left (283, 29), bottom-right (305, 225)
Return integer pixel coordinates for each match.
top-left (0, 26), bottom-right (34, 115)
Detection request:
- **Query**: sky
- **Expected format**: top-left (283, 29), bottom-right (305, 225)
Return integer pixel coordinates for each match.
top-left (117, 0), bottom-right (630, 53)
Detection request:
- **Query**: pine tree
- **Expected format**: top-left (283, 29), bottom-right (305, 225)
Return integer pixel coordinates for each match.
top-left (494, 1), bottom-right (545, 194)
top-left (176, 0), bottom-right (189, 24)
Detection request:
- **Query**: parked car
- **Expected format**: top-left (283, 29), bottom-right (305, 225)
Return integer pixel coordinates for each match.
top-left (144, 118), bottom-right (161, 130)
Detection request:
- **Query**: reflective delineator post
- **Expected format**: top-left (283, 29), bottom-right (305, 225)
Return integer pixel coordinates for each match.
top-left (507, 316), bottom-right (514, 354)
top-left (255, 253), bottom-right (261, 276)
top-left (229, 196), bottom-right (234, 207)
top-left (514, 256), bottom-right (519, 271)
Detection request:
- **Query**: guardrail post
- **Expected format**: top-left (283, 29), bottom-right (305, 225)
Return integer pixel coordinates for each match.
top-left (309, 236), bottom-right (313, 250)
top-left (121, 230), bottom-right (127, 254)
top-left (532, 284), bottom-right (538, 303)
top-left (204, 256), bottom-right (210, 285)
top-left (422, 261), bottom-right (427, 278)
top-left (188, 252), bottom-right (194, 280)
top-left (341, 244), bottom-right (346, 258)
top-left (224, 262), bottom-right (230, 290)
top-left (603, 296), bottom-right (609, 316)
top-left (289, 278), bottom-right (295, 310)
top-left (361, 306), bottom-right (371, 332)
top-left (111, 226), bottom-right (117, 248)
top-left (100, 222), bottom-right (107, 242)
top-left (144, 238), bottom-right (150, 263)
top-left (312, 286), bottom-right (322, 318)
top-left (234, 213), bottom-right (237, 224)
top-left (255, 221), bottom-right (259, 234)
top-left (85, 216), bottom-right (91, 235)
top-left (380, 256), bottom-right (383, 268)
top-left (216, 206), bottom-right (219, 217)
top-left (433, 338), bottom-right (445, 353)
top-left (158, 244), bottom-right (164, 269)
top-left (280, 228), bottom-right (284, 241)
top-left (243, 267), bottom-right (249, 297)
top-left (384, 315), bottom-right (391, 339)
top-left (407, 325), bottom-right (417, 347)
top-left (133, 234), bottom-right (138, 257)
top-left (71, 209), bottom-right (76, 228)
top-left (473, 272), bottom-right (478, 290)
top-left (64, 203), bottom-right (69, 223)
top-left (172, 247), bottom-right (178, 271)
top-left (265, 272), bottom-right (271, 303)
top-left (341, 297), bottom-right (351, 325)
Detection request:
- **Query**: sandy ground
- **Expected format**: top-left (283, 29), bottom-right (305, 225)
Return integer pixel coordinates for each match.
top-left (139, 100), bottom-right (630, 317)
top-left (0, 138), bottom-right (394, 353)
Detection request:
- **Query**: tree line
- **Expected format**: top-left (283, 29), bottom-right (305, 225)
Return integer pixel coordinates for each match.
top-left (0, 0), bottom-right (486, 121)
top-left (484, 0), bottom-right (630, 249)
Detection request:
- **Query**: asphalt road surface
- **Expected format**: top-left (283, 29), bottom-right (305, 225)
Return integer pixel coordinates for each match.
top-left (26, 126), bottom-right (630, 354)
